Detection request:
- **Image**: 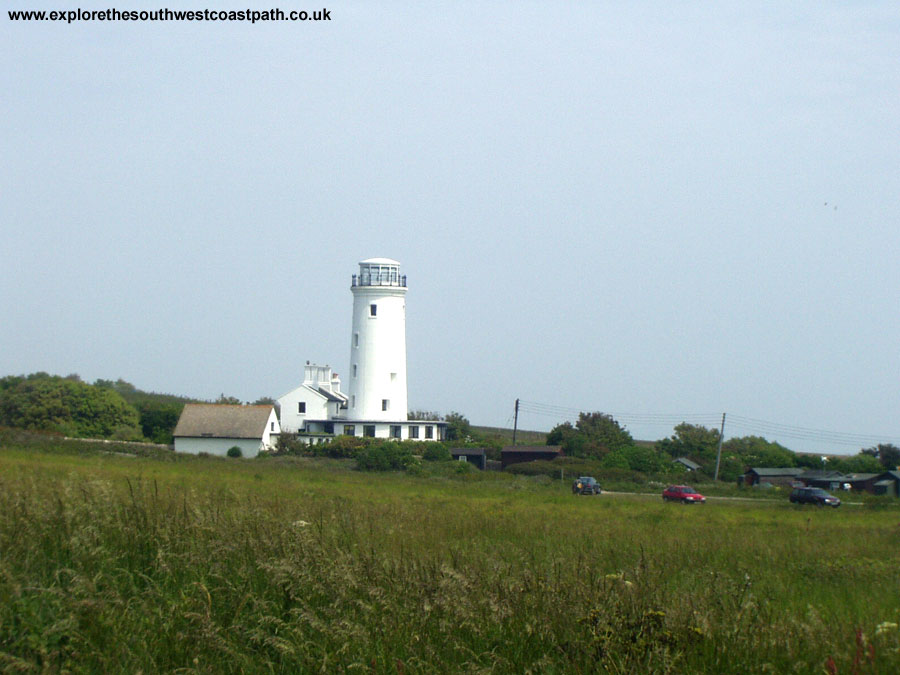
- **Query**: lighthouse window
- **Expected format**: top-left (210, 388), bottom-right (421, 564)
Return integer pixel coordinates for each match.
top-left (351, 395), bottom-right (356, 408)
top-left (382, 399), bottom-right (389, 411)
top-left (352, 364), bottom-right (357, 378)
top-left (370, 304), bottom-right (377, 316)
top-left (354, 332), bottom-right (359, 347)
top-left (298, 402), bottom-right (306, 414)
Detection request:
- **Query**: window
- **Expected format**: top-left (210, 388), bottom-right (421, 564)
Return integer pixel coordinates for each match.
top-left (390, 425), bottom-right (401, 439)
top-left (382, 399), bottom-right (389, 411)
top-left (409, 425), bottom-right (419, 439)
top-left (298, 402), bottom-right (306, 414)
top-left (271, 422), bottom-right (275, 431)
top-left (352, 364), bottom-right (357, 378)
top-left (370, 304), bottom-right (377, 316)
top-left (324, 422), bottom-right (334, 434)
top-left (354, 332), bottom-right (359, 347)
top-left (351, 395), bottom-right (355, 408)
top-left (390, 372), bottom-right (396, 382)
top-left (425, 425), bottom-right (433, 439)
top-left (364, 425), bottom-right (376, 437)
top-left (344, 425), bottom-right (355, 436)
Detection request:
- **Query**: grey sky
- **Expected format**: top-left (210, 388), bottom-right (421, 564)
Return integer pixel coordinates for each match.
top-left (2, 1), bottom-right (898, 453)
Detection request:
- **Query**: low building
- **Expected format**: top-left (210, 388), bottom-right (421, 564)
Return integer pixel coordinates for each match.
top-left (744, 467), bottom-right (804, 487)
top-left (875, 471), bottom-right (900, 497)
top-left (173, 404), bottom-right (280, 457)
top-left (450, 447), bottom-right (486, 470)
top-left (797, 470), bottom-right (848, 491)
top-left (501, 446), bottom-right (563, 470)
top-left (673, 457), bottom-right (701, 472)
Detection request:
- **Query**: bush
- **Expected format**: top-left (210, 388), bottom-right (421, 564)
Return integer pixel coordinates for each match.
top-left (422, 444), bottom-right (451, 462)
top-left (355, 441), bottom-right (415, 471)
top-left (226, 446), bottom-right (242, 458)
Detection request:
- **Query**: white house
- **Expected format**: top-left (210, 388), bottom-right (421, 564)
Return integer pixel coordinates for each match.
top-left (278, 258), bottom-right (446, 443)
top-left (173, 403), bottom-right (280, 457)
top-left (278, 363), bottom-right (348, 437)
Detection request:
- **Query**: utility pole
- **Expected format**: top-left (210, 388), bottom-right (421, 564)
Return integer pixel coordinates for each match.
top-left (713, 413), bottom-right (727, 481)
top-left (512, 398), bottom-right (520, 446)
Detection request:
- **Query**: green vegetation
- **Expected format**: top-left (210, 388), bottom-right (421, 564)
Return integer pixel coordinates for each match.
top-left (2, 431), bottom-right (900, 672)
top-left (226, 445), bottom-right (243, 458)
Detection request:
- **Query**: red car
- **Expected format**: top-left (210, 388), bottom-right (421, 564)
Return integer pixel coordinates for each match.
top-left (662, 485), bottom-right (706, 504)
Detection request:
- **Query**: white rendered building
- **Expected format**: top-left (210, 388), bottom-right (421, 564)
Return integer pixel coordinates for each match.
top-left (277, 258), bottom-right (446, 443)
top-left (173, 404), bottom-right (280, 457)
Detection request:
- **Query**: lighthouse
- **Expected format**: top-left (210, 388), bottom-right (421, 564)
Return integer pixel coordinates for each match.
top-left (276, 257), bottom-right (446, 443)
top-left (347, 258), bottom-right (408, 420)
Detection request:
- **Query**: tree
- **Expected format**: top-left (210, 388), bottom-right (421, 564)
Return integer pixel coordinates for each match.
top-left (546, 412), bottom-right (634, 460)
top-left (723, 436), bottom-right (796, 468)
top-left (0, 373), bottom-right (140, 439)
top-left (828, 453), bottom-right (883, 474)
top-left (135, 400), bottom-right (184, 444)
top-left (215, 394), bottom-right (242, 405)
top-left (443, 411), bottom-right (471, 442)
top-left (861, 443), bottom-right (900, 470)
top-left (656, 423), bottom-right (720, 463)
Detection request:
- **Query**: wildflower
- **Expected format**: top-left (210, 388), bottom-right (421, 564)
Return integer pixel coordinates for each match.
top-left (876, 621), bottom-right (898, 635)
top-left (293, 520), bottom-right (310, 527)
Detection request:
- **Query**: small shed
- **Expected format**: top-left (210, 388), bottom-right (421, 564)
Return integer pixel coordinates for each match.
top-left (744, 467), bottom-right (804, 487)
top-left (673, 457), bottom-right (701, 472)
top-left (173, 404), bottom-right (280, 458)
top-left (875, 471), bottom-right (900, 497)
top-left (450, 447), bottom-right (486, 470)
top-left (501, 445), bottom-right (563, 470)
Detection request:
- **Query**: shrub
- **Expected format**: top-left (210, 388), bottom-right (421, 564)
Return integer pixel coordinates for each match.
top-left (423, 444), bottom-right (451, 462)
top-left (226, 446), bottom-right (242, 458)
top-left (355, 441), bottom-right (415, 471)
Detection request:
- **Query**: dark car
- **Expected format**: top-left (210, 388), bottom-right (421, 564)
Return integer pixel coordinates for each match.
top-left (789, 487), bottom-right (841, 507)
top-left (662, 485), bottom-right (706, 504)
top-left (572, 476), bottom-right (601, 495)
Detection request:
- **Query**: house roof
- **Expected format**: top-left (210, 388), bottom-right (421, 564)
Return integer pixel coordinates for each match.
top-left (797, 470), bottom-right (846, 480)
top-left (673, 457), bottom-right (701, 470)
top-left (316, 386), bottom-right (347, 403)
top-left (501, 446), bottom-right (563, 454)
top-left (845, 473), bottom-right (879, 481)
top-left (173, 404), bottom-right (273, 440)
top-left (880, 471), bottom-right (900, 481)
top-left (748, 467), bottom-right (804, 477)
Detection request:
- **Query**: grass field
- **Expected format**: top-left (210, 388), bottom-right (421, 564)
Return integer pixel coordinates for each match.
top-left (2, 432), bottom-right (900, 673)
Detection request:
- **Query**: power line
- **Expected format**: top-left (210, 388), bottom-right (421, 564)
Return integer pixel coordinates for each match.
top-left (514, 399), bottom-right (900, 449)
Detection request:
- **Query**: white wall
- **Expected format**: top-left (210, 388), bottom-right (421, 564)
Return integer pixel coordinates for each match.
top-left (347, 265), bottom-right (408, 421)
top-left (174, 437), bottom-right (262, 457)
top-left (278, 385), bottom-right (329, 432)
top-left (261, 408), bottom-right (280, 446)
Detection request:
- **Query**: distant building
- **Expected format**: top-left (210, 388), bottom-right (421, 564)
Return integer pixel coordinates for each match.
top-left (450, 448), bottom-right (487, 470)
top-left (173, 404), bottom-right (279, 457)
top-left (743, 467), bottom-right (804, 487)
top-left (673, 457), bottom-right (701, 472)
top-left (277, 258), bottom-right (446, 443)
top-left (501, 446), bottom-right (563, 470)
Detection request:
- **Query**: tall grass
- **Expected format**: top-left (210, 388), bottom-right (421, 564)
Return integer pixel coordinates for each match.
top-left (2, 438), bottom-right (900, 672)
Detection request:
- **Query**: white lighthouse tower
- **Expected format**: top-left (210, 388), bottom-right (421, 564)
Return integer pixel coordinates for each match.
top-left (347, 258), bottom-right (408, 420)
top-left (276, 257), bottom-right (446, 443)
